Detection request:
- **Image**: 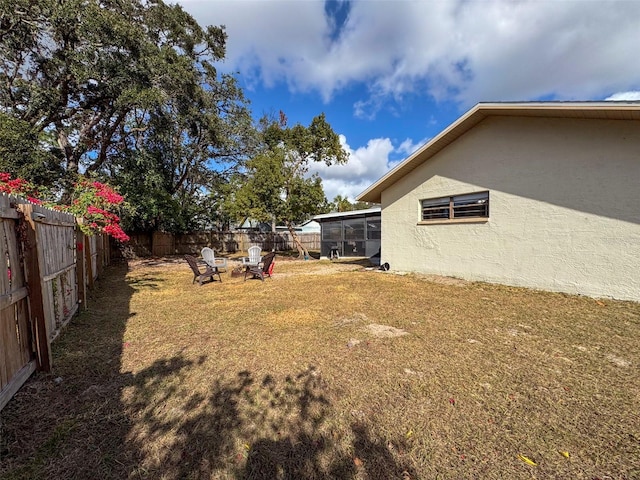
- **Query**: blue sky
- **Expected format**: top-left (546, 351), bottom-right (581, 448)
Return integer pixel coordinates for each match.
top-left (177, 0), bottom-right (640, 202)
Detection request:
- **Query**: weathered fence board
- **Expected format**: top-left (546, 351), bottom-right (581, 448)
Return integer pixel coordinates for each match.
top-left (1, 195), bottom-right (110, 411)
top-left (126, 231), bottom-right (321, 257)
top-left (1, 196), bottom-right (37, 410)
top-left (89, 234), bottom-right (99, 282)
top-left (152, 231), bottom-right (175, 256)
top-left (32, 205), bottom-right (78, 343)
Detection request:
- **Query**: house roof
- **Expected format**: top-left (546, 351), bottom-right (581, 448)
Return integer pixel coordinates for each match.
top-left (313, 207), bottom-right (381, 221)
top-left (300, 219), bottom-right (320, 226)
top-left (356, 101), bottom-right (640, 204)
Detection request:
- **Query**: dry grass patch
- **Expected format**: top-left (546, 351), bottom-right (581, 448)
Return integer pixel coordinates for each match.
top-left (1, 258), bottom-right (639, 479)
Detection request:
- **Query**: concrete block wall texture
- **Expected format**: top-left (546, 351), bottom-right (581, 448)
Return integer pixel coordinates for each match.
top-left (381, 116), bottom-right (640, 301)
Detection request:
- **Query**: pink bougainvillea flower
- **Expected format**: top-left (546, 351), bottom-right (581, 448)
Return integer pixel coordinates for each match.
top-left (104, 223), bottom-right (129, 242)
top-left (87, 205), bottom-right (109, 216)
top-left (1, 173), bottom-right (129, 242)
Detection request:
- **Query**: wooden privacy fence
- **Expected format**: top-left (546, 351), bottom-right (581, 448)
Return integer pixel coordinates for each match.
top-left (0, 195), bottom-right (31, 413)
top-left (127, 231), bottom-right (321, 257)
top-left (0, 194), bottom-right (109, 411)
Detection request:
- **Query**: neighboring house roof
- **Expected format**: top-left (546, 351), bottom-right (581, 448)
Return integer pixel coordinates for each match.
top-left (275, 226), bottom-right (301, 232)
top-left (298, 219), bottom-right (321, 232)
top-left (313, 207), bottom-right (381, 221)
top-left (300, 219), bottom-right (319, 227)
top-left (357, 101), bottom-right (640, 203)
top-left (236, 217), bottom-right (271, 232)
top-left (239, 217), bottom-right (321, 233)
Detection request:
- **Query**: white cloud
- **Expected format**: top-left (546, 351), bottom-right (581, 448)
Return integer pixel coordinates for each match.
top-left (176, 0), bottom-right (640, 204)
top-left (178, 0), bottom-right (640, 111)
top-left (306, 133), bottom-right (431, 203)
top-left (308, 134), bottom-right (394, 202)
top-left (605, 91), bottom-right (640, 101)
top-left (396, 137), bottom-right (428, 157)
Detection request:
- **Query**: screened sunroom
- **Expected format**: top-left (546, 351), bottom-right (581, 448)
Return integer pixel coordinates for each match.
top-left (314, 207), bottom-right (381, 262)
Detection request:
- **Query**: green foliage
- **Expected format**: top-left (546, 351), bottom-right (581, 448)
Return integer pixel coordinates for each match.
top-left (1, 0), bottom-right (256, 232)
top-left (232, 112), bottom-right (347, 255)
top-left (329, 195), bottom-right (376, 212)
top-left (0, 113), bottom-right (63, 189)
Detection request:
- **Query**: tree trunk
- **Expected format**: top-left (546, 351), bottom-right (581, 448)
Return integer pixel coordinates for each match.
top-left (57, 128), bottom-right (75, 173)
top-left (286, 221), bottom-right (308, 259)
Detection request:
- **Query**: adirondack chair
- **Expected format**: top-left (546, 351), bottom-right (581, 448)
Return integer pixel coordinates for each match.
top-left (201, 247), bottom-right (227, 273)
top-left (241, 245), bottom-right (262, 267)
top-left (244, 252), bottom-right (276, 281)
top-left (184, 254), bottom-right (222, 285)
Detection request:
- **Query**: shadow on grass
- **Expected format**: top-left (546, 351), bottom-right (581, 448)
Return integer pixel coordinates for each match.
top-left (123, 365), bottom-right (417, 479)
top-left (328, 257), bottom-right (378, 268)
top-left (0, 263), bottom-right (415, 480)
top-left (0, 262), bottom-right (138, 478)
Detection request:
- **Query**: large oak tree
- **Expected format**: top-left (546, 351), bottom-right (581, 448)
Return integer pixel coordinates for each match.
top-left (1, 0), bottom-right (255, 231)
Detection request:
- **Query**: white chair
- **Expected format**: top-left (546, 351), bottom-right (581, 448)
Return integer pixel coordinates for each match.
top-left (201, 247), bottom-right (227, 273)
top-left (241, 245), bottom-right (262, 267)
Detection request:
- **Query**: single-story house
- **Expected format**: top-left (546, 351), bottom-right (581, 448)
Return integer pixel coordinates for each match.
top-left (357, 102), bottom-right (640, 302)
top-left (314, 208), bottom-right (381, 261)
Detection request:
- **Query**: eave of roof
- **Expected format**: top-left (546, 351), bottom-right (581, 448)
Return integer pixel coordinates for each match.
top-left (313, 206), bottom-right (381, 221)
top-left (356, 101), bottom-right (640, 204)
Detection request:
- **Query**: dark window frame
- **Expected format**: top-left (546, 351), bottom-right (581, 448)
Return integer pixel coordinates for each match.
top-left (420, 191), bottom-right (489, 223)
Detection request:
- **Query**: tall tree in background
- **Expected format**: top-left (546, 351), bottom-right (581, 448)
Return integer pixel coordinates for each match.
top-left (0, 0), bottom-right (255, 231)
top-left (110, 69), bottom-right (256, 232)
top-left (0, 113), bottom-right (63, 187)
top-left (331, 195), bottom-right (353, 212)
top-left (234, 112), bottom-right (348, 258)
top-left (329, 195), bottom-right (375, 212)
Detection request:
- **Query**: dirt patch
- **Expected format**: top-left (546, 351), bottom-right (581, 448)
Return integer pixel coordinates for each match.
top-left (128, 257), bottom-right (185, 268)
top-left (365, 324), bottom-right (409, 338)
top-left (276, 263), bottom-right (365, 278)
top-left (334, 312), bottom-right (369, 327)
top-left (606, 353), bottom-right (631, 367)
top-left (417, 273), bottom-right (469, 286)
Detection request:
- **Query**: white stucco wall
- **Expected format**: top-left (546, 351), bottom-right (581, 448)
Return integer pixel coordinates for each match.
top-left (381, 116), bottom-right (640, 301)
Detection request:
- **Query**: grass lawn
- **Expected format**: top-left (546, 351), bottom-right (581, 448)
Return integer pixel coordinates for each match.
top-left (1, 257), bottom-right (639, 479)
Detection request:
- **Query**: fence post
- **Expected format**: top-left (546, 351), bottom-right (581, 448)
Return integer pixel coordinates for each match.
top-left (85, 235), bottom-right (94, 290)
top-left (76, 232), bottom-right (88, 310)
top-left (96, 234), bottom-right (104, 276)
top-left (17, 204), bottom-right (51, 372)
top-left (104, 234), bottom-right (111, 266)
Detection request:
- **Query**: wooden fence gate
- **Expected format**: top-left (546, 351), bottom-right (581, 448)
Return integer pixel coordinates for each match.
top-left (31, 205), bottom-right (79, 344)
top-left (0, 196), bottom-right (37, 410)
